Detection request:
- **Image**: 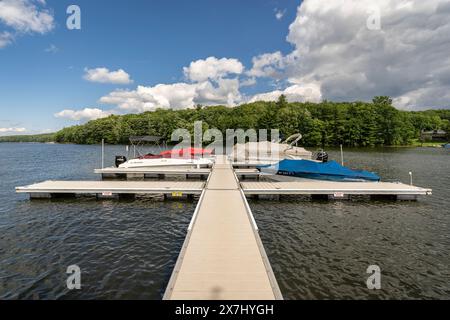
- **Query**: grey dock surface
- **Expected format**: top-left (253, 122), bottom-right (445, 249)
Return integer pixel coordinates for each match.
top-left (241, 181), bottom-right (432, 196)
top-left (16, 180), bottom-right (204, 196)
top-left (164, 156), bottom-right (282, 300)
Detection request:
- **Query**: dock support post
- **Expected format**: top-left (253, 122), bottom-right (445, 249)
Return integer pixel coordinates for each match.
top-left (311, 194), bottom-right (329, 201)
top-left (51, 193), bottom-right (76, 199)
top-left (101, 139), bottom-right (105, 169)
top-left (370, 194), bottom-right (398, 201)
top-left (119, 193), bottom-right (136, 200)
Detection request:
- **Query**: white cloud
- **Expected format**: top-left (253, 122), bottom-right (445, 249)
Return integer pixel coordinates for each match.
top-left (195, 78), bottom-right (241, 106)
top-left (100, 84), bottom-right (197, 112)
top-left (249, 83), bottom-right (322, 103)
top-left (97, 56), bottom-right (243, 112)
top-left (0, 31), bottom-right (13, 48)
top-left (247, 51), bottom-right (285, 79)
top-left (0, 127), bottom-right (26, 133)
top-left (100, 78), bottom-right (241, 112)
top-left (276, 0), bottom-right (450, 109)
top-left (183, 56), bottom-right (244, 82)
top-left (83, 67), bottom-right (133, 85)
top-left (54, 108), bottom-right (112, 121)
top-left (0, 0), bottom-right (54, 34)
top-left (275, 9), bottom-right (286, 20)
top-left (44, 43), bottom-right (58, 53)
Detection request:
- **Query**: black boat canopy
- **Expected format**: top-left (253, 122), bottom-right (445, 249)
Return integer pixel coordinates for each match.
top-left (129, 136), bottom-right (164, 143)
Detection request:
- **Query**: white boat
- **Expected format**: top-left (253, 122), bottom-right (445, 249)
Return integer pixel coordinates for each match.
top-left (115, 145), bottom-right (215, 169)
top-left (118, 157), bottom-right (213, 169)
top-left (230, 133), bottom-right (313, 164)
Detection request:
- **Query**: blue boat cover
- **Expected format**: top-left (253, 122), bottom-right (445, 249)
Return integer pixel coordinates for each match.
top-left (259, 159), bottom-right (380, 182)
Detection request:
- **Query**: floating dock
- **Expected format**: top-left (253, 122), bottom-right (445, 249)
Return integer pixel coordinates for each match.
top-left (17, 175), bottom-right (431, 200)
top-left (95, 167), bottom-right (211, 180)
top-left (163, 156), bottom-right (282, 300)
top-left (16, 180), bottom-right (204, 198)
top-left (15, 157), bottom-right (433, 300)
top-left (94, 167), bottom-right (260, 180)
top-left (242, 180), bottom-right (432, 200)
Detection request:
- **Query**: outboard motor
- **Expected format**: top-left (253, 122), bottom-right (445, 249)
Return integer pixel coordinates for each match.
top-left (316, 150), bottom-right (328, 162)
top-left (115, 155), bottom-right (127, 167)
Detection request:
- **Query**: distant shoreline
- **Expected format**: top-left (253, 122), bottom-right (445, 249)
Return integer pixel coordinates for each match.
top-left (0, 133), bottom-right (55, 143)
top-left (0, 140), bottom-right (447, 149)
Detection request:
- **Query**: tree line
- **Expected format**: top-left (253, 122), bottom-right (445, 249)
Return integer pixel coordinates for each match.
top-left (0, 133), bottom-right (55, 143)
top-left (3, 96), bottom-right (449, 147)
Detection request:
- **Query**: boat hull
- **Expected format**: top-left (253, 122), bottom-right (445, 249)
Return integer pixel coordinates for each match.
top-left (119, 158), bottom-right (213, 169)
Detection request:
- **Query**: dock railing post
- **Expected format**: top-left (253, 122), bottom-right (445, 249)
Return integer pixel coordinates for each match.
top-left (340, 144), bottom-right (344, 166)
top-left (409, 171), bottom-right (413, 186)
top-left (101, 139), bottom-right (105, 169)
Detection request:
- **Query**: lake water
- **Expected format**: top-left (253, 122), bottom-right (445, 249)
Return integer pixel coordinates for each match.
top-left (0, 143), bottom-right (448, 299)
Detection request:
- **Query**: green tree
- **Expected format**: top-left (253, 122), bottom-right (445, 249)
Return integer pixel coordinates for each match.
top-left (276, 94), bottom-right (288, 109)
top-left (47, 97), bottom-right (448, 146)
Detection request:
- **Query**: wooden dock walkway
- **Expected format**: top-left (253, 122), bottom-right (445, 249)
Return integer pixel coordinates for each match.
top-left (164, 156), bottom-right (282, 300)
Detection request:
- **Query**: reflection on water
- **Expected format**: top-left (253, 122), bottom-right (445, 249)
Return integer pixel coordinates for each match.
top-left (0, 143), bottom-right (449, 299)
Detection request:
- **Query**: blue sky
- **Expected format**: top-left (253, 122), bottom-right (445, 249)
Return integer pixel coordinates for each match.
top-left (1, 0), bottom-right (449, 135)
top-left (0, 0), bottom-right (301, 134)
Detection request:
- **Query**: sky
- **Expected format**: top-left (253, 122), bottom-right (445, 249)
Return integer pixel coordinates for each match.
top-left (0, 0), bottom-right (449, 135)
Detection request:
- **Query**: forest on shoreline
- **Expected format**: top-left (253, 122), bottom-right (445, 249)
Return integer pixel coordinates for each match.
top-left (0, 133), bottom-right (55, 143)
top-left (2, 96), bottom-right (449, 147)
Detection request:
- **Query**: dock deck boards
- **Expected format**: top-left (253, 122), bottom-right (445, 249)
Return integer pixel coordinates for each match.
top-left (16, 180), bottom-right (204, 194)
top-left (164, 156), bottom-right (282, 300)
top-left (241, 180), bottom-right (432, 195)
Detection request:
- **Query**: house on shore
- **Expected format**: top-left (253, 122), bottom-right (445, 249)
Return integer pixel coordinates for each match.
top-left (420, 129), bottom-right (448, 142)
